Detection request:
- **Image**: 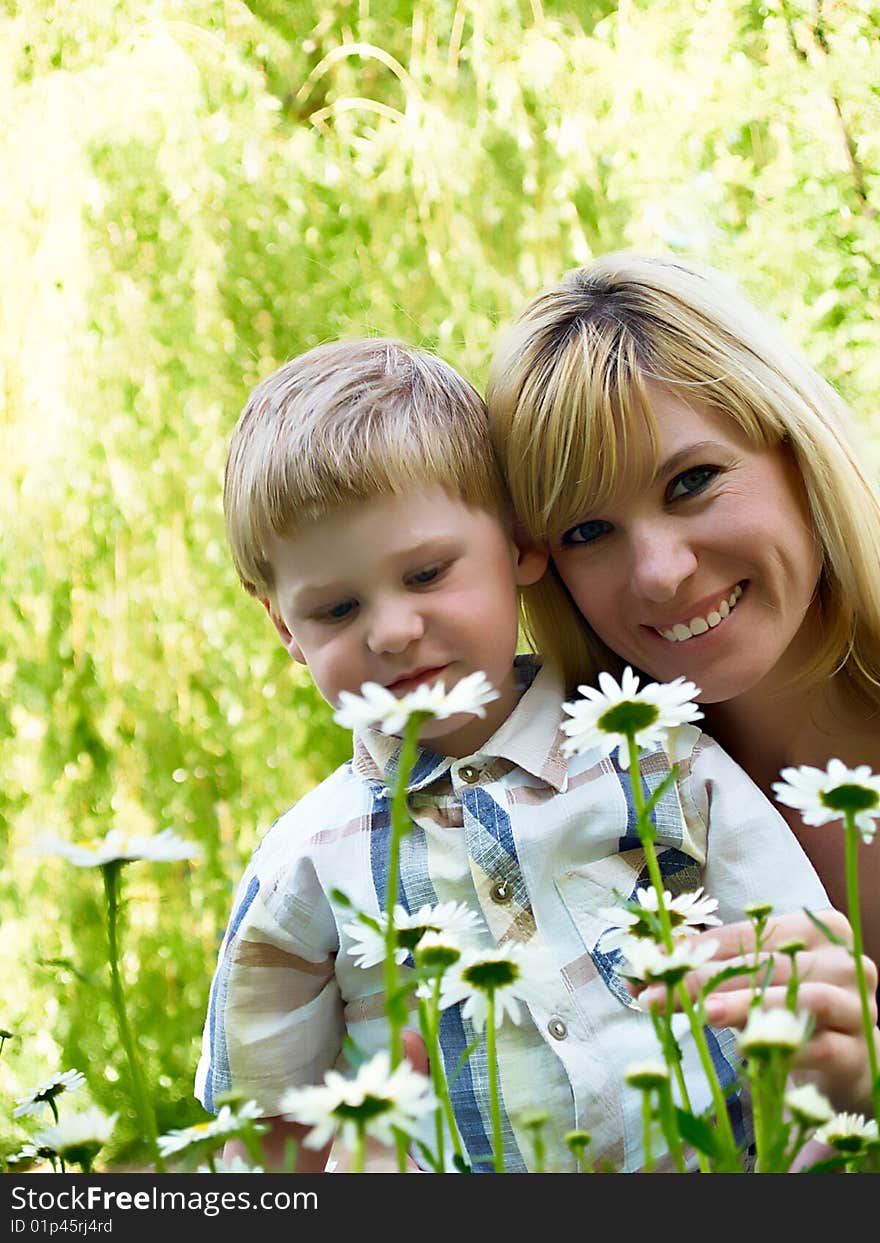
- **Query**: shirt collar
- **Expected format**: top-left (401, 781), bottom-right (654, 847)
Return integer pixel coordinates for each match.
top-left (350, 656), bottom-right (569, 794)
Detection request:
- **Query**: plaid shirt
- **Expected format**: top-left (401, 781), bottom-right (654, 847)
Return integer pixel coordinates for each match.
top-left (195, 657), bottom-right (828, 1172)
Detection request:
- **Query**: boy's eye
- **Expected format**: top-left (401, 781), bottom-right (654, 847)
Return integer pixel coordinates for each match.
top-left (560, 519), bottom-right (612, 547)
top-left (407, 563), bottom-right (446, 586)
top-left (316, 600), bottom-right (357, 622)
top-left (667, 465), bottom-right (718, 501)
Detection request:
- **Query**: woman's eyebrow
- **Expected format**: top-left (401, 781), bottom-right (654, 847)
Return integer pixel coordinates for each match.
top-left (653, 440), bottom-right (723, 483)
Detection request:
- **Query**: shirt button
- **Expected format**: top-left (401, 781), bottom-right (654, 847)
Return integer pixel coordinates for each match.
top-left (490, 879), bottom-right (512, 904)
top-left (458, 765), bottom-right (480, 784)
top-left (548, 1017), bottom-right (568, 1041)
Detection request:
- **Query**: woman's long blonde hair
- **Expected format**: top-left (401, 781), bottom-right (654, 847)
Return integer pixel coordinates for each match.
top-left (486, 251), bottom-right (880, 701)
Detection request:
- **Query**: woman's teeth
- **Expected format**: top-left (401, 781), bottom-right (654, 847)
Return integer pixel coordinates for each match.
top-left (659, 584), bottom-right (744, 643)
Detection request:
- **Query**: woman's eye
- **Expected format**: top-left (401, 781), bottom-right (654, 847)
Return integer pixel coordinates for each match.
top-left (667, 465), bottom-right (718, 501)
top-left (560, 519), bottom-right (612, 547)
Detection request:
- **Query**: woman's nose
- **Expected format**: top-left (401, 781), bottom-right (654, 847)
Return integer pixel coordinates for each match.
top-left (628, 525), bottom-right (698, 603)
top-left (366, 597), bottom-right (426, 654)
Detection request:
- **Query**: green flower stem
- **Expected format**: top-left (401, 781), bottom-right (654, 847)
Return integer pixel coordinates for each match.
top-left (244, 1125), bottom-right (266, 1169)
top-left (485, 993), bottom-right (504, 1173)
top-left (626, 736), bottom-right (674, 951)
top-left (384, 712), bottom-right (429, 1174)
top-left (767, 1052), bottom-right (790, 1171)
top-left (352, 1125), bottom-right (366, 1173)
top-left (674, 982), bottom-right (740, 1170)
top-left (528, 1119), bottom-right (546, 1173)
top-left (418, 978), bottom-right (465, 1169)
top-left (102, 862), bottom-right (164, 1172)
top-left (843, 815), bottom-right (880, 1120)
top-left (748, 1066), bottom-right (768, 1173)
top-left (648, 995), bottom-right (709, 1174)
top-left (641, 1091), bottom-right (654, 1172)
top-left (784, 955), bottom-right (800, 1012)
top-left (626, 734), bottom-right (739, 1171)
top-left (656, 1081), bottom-right (687, 1173)
top-left (48, 1099), bottom-right (60, 1125)
top-left (751, 1051), bottom-right (790, 1173)
top-left (384, 713), bottom-right (426, 1069)
top-left (648, 987), bottom-right (695, 1118)
top-left (417, 992), bottom-right (446, 1170)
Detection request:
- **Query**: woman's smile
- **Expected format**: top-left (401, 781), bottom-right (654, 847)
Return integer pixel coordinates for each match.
top-left (647, 582), bottom-right (746, 644)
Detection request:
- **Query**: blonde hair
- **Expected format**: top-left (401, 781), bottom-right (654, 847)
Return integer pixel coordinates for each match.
top-left (486, 251), bottom-right (880, 700)
top-left (224, 337), bottom-right (509, 598)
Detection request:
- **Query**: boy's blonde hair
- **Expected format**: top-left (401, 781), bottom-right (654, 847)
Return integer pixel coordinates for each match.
top-left (224, 337), bottom-right (509, 599)
top-left (486, 251), bottom-right (880, 701)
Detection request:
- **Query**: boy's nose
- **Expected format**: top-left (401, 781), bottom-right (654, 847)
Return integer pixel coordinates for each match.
top-left (628, 525), bottom-right (698, 604)
top-left (366, 598), bottom-right (425, 655)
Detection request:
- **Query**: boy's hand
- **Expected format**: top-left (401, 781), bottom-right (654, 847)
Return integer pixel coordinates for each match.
top-left (327, 1136), bottom-right (422, 1172)
top-left (226, 1032), bottom-right (432, 1174)
top-left (223, 1117), bottom-right (330, 1173)
top-left (402, 1027), bottom-right (431, 1076)
top-left (328, 1034), bottom-right (429, 1172)
top-left (631, 908), bottom-right (879, 1114)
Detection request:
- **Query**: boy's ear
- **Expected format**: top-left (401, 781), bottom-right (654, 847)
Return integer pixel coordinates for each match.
top-left (512, 531), bottom-right (549, 587)
top-left (260, 597), bottom-right (306, 665)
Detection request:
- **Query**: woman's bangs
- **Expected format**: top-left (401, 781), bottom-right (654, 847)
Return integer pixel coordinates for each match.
top-left (546, 359), bottom-right (659, 537)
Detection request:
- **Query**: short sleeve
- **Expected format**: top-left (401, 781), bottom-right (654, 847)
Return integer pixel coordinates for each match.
top-left (684, 733), bottom-right (829, 923)
top-left (195, 849), bottom-right (344, 1116)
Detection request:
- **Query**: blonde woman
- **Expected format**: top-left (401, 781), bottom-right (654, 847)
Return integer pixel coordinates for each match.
top-left (487, 252), bottom-right (880, 1113)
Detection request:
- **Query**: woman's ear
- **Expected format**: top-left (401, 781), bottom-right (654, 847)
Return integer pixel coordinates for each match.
top-left (261, 597), bottom-right (306, 665)
top-left (512, 530), bottom-right (549, 587)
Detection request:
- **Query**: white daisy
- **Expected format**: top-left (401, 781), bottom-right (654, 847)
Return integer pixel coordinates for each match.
top-left (334, 671), bottom-right (499, 736)
top-left (334, 682), bottom-right (403, 733)
top-left (32, 1107), bottom-right (117, 1166)
top-left (624, 1059), bottom-right (671, 1090)
top-left (157, 1101), bottom-right (265, 1159)
top-left (598, 885), bottom-right (721, 951)
top-left (561, 667), bottom-right (703, 768)
top-left (772, 759), bottom-right (880, 844)
top-left (13, 1069), bottom-right (86, 1119)
top-left (785, 1083), bottom-right (834, 1127)
top-left (814, 1111), bottom-right (879, 1153)
top-left (414, 929), bottom-right (467, 975)
top-left (344, 901), bottom-right (482, 969)
top-left (438, 941), bottom-right (545, 1031)
top-left (280, 1051), bottom-right (436, 1151)
top-left (620, 935), bottom-right (719, 986)
top-left (32, 828), bottom-right (200, 867)
top-left (737, 1007), bottom-right (811, 1057)
top-left (5, 1145), bottom-right (42, 1168)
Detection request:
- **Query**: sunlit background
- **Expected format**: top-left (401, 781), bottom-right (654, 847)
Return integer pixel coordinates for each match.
top-left (2, 0), bottom-right (879, 1165)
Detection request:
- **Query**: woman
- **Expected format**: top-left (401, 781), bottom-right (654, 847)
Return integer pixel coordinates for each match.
top-left (486, 251), bottom-right (880, 1112)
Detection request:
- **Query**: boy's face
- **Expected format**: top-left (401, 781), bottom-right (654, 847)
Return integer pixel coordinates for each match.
top-left (263, 489), bottom-right (547, 757)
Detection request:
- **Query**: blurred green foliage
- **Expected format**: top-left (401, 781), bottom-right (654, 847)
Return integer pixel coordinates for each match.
top-left (2, 0), bottom-right (878, 1165)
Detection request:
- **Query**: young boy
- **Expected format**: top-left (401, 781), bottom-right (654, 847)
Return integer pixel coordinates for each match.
top-left (195, 338), bottom-right (828, 1173)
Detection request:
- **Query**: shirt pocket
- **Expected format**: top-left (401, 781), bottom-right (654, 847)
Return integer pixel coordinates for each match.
top-left (554, 846), bottom-right (704, 1009)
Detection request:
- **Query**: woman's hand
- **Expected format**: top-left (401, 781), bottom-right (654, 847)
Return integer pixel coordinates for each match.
top-left (635, 908), bottom-right (879, 1114)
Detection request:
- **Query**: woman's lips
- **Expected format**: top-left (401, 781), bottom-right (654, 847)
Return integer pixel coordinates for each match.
top-left (647, 582), bottom-right (748, 644)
